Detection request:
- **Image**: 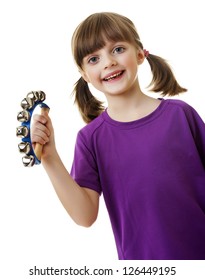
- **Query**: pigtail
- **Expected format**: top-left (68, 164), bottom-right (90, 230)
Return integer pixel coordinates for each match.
top-left (146, 54), bottom-right (187, 96)
top-left (73, 77), bottom-right (104, 123)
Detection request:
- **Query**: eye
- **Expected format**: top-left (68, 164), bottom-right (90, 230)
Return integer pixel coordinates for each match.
top-left (113, 46), bottom-right (125, 54)
top-left (88, 56), bottom-right (99, 64)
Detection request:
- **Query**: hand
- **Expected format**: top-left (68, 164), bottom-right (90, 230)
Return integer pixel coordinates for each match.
top-left (31, 111), bottom-right (56, 160)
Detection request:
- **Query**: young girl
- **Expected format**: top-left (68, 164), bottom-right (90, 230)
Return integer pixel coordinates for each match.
top-left (32, 12), bottom-right (205, 260)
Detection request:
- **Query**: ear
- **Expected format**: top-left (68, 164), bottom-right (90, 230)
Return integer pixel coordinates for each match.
top-left (137, 49), bottom-right (145, 65)
top-left (79, 69), bottom-right (90, 83)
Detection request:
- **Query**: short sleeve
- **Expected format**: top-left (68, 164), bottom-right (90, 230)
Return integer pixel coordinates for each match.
top-left (70, 131), bottom-right (102, 194)
top-left (185, 105), bottom-right (205, 167)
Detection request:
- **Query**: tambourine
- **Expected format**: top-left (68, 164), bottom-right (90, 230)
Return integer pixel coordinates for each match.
top-left (16, 91), bottom-right (50, 167)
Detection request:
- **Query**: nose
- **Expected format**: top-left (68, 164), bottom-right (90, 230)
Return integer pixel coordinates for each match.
top-left (104, 54), bottom-right (117, 69)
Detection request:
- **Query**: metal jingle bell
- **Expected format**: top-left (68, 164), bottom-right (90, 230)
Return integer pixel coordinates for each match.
top-left (28, 90), bottom-right (46, 102)
top-left (16, 125), bottom-right (29, 138)
top-left (36, 90), bottom-right (46, 102)
top-left (26, 91), bottom-right (45, 103)
top-left (22, 155), bottom-right (35, 167)
top-left (26, 91), bottom-right (40, 103)
top-left (17, 110), bottom-right (30, 122)
top-left (18, 142), bottom-right (31, 154)
top-left (21, 96), bottom-right (35, 110)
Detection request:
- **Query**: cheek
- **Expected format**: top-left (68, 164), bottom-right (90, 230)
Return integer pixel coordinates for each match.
top-left (131, 54), bottom-right (139, 68)
top-left (128, 54), bottom-right (138, 66)
top-left (87, 69), bottom-right (100, 83)
top-left (121, 52), bottom-right (137, 67)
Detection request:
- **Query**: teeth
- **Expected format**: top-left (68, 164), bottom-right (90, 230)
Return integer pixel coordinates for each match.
top-left (104, 71), bottom-right (122, 81)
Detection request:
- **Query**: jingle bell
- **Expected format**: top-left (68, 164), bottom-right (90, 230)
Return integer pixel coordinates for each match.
top-left (17, 110), bottom-right (30, 122)
top-left (22, 155), bottom-right (35, 167)
top-left (26, 91), bottom-right (45, 103)
top-left (16, 126), bottom-right (29, 138)
top-left (18, 142), bottom-right (31, 154)
top-left (21, 97), bottom-right (35, 110)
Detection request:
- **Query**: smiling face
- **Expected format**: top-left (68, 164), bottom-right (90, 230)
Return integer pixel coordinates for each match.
top-left (72, 12), bottom-right (145, 100)
top-left (81, 41), bottom-right (144, 97)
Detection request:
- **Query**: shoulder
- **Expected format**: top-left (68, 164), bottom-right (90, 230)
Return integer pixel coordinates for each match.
top-left (165, 98), bottom-right (192, 110)
top-left (164, 98), bottom-right (204, 127)
top-left (164, 98), bottom-right (199, 117)
top-left (77, 112), bottom-right (105, 142)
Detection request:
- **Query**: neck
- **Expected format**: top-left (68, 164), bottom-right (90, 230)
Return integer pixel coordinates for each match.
top-left (106, 90), bottom-right (161, 122)
top-left (106, 87), bottom-right (148, 122)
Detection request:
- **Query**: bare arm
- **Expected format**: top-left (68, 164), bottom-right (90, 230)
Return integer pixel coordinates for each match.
top-left (32, 112), bottom-right (99, 227)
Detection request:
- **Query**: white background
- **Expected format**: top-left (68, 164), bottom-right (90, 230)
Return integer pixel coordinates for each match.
top-left (0, 0), bottom-right (205, 279)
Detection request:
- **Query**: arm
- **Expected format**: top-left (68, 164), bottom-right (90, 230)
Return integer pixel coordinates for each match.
top-left (32, 112), bottom-right (99, 227)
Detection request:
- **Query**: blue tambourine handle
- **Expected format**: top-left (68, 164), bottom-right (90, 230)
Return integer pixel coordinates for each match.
top-left (22, 102), bottom-right (50, 164)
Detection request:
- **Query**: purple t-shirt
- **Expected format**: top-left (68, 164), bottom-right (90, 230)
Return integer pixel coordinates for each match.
top-left (71, 99), bottom-right (205, 260)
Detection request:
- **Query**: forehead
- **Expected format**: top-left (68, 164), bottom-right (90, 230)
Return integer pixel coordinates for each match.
top-left (75, 21), bottom-right (136, 60)
top-left (81, 31), bottom-right (132, 57)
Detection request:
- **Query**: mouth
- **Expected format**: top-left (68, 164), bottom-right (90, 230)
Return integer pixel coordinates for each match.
top-left (103, 71), bottom-right (124, 82)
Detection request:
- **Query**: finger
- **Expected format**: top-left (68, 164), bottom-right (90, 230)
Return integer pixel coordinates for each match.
top-left (32, 128), bottom-right (50, 144)
top-left (32, 135), bottom-right (48, 145)
top-left (32, 121), bottom-right (50, 137)
top-left (33, 114), bottom-right (48, 124)
top-left (31, 122), bottom-right (50, 144)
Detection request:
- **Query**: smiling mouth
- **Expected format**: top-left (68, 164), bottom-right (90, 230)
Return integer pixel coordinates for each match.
top-left (103, 71), bottom-right (124, 81)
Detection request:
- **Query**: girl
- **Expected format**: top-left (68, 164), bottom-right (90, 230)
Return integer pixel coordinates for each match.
top-left (32, 12), bottom-right (205, 260)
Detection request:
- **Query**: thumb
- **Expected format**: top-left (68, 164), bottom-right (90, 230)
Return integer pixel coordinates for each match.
top-left (41, 105), bottom-right (50, 116)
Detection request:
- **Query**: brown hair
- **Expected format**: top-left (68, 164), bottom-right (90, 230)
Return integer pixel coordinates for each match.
top-left (71, 12), bottom-right (187, 123)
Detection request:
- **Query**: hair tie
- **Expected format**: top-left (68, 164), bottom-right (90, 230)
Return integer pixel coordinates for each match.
top-left (144, 49), bottom-right (149, 58)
